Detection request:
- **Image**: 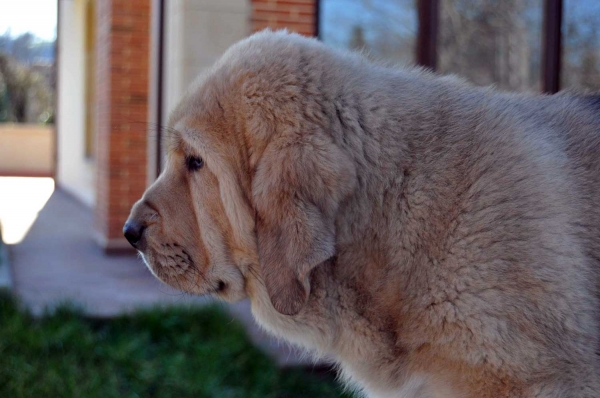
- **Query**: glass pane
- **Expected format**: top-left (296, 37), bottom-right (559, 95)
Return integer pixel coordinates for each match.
top-left (562, 0), bottom-right (600, 92)
top-left (438, 0), bottom-right (543, 92)
top-left (319, 0), bottom-right (417, 66)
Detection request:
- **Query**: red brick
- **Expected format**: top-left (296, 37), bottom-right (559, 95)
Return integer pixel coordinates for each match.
top-left (94, 0), bottom-right (318, 247)
top-left (94, 0), bottom-right (150, 245)
top-left (250, 0), bottom-right (317, 36)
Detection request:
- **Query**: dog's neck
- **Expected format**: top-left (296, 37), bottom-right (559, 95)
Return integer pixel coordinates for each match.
top-left (243, 69), bottom-right (472, 396)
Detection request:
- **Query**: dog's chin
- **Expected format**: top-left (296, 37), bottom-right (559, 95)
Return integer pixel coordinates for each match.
top-left (139, 252), bottom-right (248, 302)
top-left (139, 251), bottom-right (206, 295)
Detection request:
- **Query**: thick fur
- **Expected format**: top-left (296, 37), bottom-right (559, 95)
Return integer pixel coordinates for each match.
top-left (126, 30), bottom-right (600, 397)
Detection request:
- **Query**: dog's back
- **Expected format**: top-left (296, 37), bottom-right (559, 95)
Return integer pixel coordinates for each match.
top-left (517, 92), bottom-right (600, 301)
top-left (565, 94), bottom-right (600, 315)
top-left (214, 31), bottom-right (600, 396)
top-left (326, 55), bottom-right (600, 396)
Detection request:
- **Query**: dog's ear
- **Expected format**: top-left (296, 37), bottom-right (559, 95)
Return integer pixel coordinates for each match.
top-left (252, 134), bottom-right (355, 315)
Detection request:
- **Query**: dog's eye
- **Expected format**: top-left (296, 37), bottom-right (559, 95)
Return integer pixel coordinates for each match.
top-left (185, 156), bottom-right (204, 171)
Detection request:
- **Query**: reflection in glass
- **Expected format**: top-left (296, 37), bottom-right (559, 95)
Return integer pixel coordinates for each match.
top-left (563, 0), bottom-right (600, 91)
top-left (438, 0), bottom-right (542, 92)
top-left (319, 0), bottom-right (417, 66)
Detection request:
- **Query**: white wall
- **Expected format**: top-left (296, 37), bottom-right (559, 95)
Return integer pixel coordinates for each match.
top-left (57, 0), bottom-right (95, 207)
top-left (163, 0), bottom-right (250, 120)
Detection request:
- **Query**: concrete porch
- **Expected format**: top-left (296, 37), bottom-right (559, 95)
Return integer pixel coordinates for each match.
top-left (1, 177), bottom-right (305, 366)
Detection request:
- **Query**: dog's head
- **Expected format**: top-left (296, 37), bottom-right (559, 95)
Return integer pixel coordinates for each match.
top-left (124, 31), bottom-right (356, 315)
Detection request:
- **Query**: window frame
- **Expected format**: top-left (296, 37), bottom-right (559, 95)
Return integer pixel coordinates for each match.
top-left (316, 0), bottom-right (566, 93)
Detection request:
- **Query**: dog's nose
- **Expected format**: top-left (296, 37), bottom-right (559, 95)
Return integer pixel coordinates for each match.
top-left (123, 220), bottom-right (145, 248)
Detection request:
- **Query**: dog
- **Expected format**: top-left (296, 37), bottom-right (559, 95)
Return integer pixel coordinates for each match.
top-left (124, 30), bottom-right (600, 397)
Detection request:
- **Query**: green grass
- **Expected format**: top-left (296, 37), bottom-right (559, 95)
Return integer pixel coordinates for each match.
top-left (0, 293), bottom-right (353, 398)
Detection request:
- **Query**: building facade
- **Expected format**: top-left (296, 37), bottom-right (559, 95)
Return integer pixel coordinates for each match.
top-left (56, 0), bottom-right (600, 251)
top-left (57, 0), bottom-right (317, 251)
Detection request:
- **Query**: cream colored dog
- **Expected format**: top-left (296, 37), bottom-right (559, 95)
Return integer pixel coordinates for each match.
top-left (124, 30), bottom-right (600, 397)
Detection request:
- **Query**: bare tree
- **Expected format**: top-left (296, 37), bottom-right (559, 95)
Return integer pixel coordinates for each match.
top-left (323, 0), bottom-right (598, 93)
top-left (562, 2), bottom-right (600, 92)
top-left (439, 0), bottom-right (541, 92)
top-left (322, 0), bottom-right (416, 66)
top-left (349, 25), bottom-right (367, 51)
top-left (0, 53), bottom-right (54, 123)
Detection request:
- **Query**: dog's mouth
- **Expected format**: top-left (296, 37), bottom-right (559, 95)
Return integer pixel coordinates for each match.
top-left (140, 247), bottom-right (206, 293)
top-left (139, 246), bottom-right (240, 299)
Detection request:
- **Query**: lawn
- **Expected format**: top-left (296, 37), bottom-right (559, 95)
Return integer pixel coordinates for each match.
top-left (0, 293), bottom-right (354, 398)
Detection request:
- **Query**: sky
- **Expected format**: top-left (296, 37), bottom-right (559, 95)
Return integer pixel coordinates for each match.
top-left (320, 0), bottom-right (416, 48)
top-left (0, 0), bottom-right (57, 40)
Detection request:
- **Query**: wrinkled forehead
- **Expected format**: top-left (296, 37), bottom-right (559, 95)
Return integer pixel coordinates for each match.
top-left (163, 79), bottom-right (215, 157)
top-left (163, 118), bottom-right (210, 157)
top-left (162, 122), bottom-right (185, 156)
top-left (161, 70), bottom-right (243, 165)
top-left (163, 119), bottom-right (189, 155)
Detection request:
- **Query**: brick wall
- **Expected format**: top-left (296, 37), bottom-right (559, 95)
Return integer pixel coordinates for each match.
top-left (91, 0), bottom-right (315, 251)
top-left (251, 0), bottom-right (318, 36)
top-left (95, 0), bottom-right (150, 252)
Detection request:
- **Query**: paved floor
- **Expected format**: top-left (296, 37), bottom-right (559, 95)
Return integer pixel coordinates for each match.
top-left (0, 177), bottom-right (55, 244)
top-left (4, 180), bottom-right (304, 365)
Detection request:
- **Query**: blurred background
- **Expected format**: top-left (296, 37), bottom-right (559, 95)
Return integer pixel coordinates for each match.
top-left (0, 1), bottom-right (598, 397)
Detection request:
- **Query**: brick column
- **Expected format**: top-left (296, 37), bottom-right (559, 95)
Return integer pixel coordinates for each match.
top-left (95, 0), bottom-right (150, 252)
top-left (251, 0), bottom-right (318, 36)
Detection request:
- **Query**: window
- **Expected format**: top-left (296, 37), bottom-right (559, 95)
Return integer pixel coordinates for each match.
top-left (319, 0), bottom-right (417, 66)
top-left (318, 0), bottom-right (599, 94)
top-left (438, 0), bottom-right (542, 92)
top-left (562, 0), bottom-right (600, 91)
